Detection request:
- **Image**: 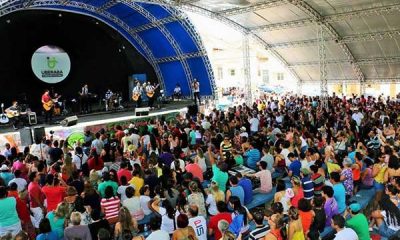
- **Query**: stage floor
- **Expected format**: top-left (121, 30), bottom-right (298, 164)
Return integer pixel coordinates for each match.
top-left (0, 100), bottom-right (192, 135)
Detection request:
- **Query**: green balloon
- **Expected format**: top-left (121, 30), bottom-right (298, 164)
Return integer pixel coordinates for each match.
top-left (67, 132), bottom-right (85, 148)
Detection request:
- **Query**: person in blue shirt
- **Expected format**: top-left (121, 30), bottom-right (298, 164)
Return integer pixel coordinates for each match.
top-left (347, 145), bottom-right (356, 164)
top-left (288, 153), bottom-right (301, 178)
top-left (226, 176), bottom-right (245, 206)
top-left (244, 142), bottom-right (261, 170)
top-left (0, 164), bottom-right (14, 186)
top-left (236, 172), bottom-right (253, 205)
top-left (36, 218), bottom-right (58, 240)
top-left (330, 172), bottom-right (347, 214)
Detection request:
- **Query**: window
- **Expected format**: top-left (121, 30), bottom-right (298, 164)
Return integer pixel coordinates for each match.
top-left (262, 70), bottom-right (269, 84)
top-left (230, 69), bottom-right (236, 76)
top-left (277, 72), bottom-right (284, 81)
top-left (217, 67), bottom-right (223, 80)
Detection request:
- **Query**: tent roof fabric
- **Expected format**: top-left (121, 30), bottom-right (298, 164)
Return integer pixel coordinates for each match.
top-left (1, 0), bottom-right (215, 96)
top-left (164, 0), bottom-right (400, 85)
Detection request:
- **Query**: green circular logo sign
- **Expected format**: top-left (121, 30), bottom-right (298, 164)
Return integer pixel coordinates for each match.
top-left (31, 45), bottom-right (71, 84)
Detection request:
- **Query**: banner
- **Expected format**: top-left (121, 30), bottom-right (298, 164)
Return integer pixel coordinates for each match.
top-left (31, 45), bottom-right (71, 84)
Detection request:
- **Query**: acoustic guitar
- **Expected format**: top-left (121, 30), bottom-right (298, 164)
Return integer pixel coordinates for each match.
top-left (43, 95), bottom-right (61, 111)
top-left (132, 92), bottom-right (141, 101)
top-left (146, 84), bottom-right (160, 98)
top-left (0, 103), bottom-right (9, 124)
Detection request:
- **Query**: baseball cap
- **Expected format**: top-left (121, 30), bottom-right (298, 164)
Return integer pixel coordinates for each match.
top-left (349, 203), bottom-right (361, 212)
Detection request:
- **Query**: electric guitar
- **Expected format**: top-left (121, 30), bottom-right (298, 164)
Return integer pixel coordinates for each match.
top-left (146, 84), bottom-right (160, 98)
top-left (43, 95), bottom-right (62, 111)
top-left (0, 103), bottom-right (9, 124)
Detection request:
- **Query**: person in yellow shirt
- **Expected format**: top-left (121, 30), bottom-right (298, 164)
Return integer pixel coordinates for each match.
top-left (372, 154), bottom-right (388, 209)
top-left (128, 170), bottom-right (144, 196)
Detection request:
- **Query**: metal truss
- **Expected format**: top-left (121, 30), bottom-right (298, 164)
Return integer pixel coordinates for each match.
top-left (28, 0), bottom-right (167, 91)
top-left (250, 2), bottom-right (400, 32)
top-left (243, 34), bottom-right (252, 106)
top-left (270, 29), bottom-right (400, 49)
top-left (177, 3), bottom-right (303, 87)
top-left (167, 8), bottom-right (217, 98)
top-left (289, 0), bottom-right (365, 89)
top-left (318, 25), bottom-right (328, 106)
top-left (130, 15), bottom-right (180, 33)
top-left (217, 0), bottom-right (286, 16)
top-left (154, 51), bottom-right (205, 63)
top-left (289, 56), bottom-right (400, 68)
top-left (302, 78), bottom-right (400, 84)
top-left (98, 0), bottom-right (119, 12)
top-left (121, 1), bottom-right (194, 96)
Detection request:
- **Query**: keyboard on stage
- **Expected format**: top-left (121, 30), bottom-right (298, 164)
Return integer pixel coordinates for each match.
top-left (228, 165), bottom-right (261, 189)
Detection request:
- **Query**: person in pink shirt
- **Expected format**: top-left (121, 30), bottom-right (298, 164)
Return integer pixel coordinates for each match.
top-left (247, 161), bottom-right (272, 193)
top-left (185, 159), bottom-right (203, 182)
top-left (117, 162), bottom-right (132, 184)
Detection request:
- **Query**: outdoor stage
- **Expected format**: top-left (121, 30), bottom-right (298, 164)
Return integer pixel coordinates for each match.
top-left (0, 100), bottom-right (192, 150)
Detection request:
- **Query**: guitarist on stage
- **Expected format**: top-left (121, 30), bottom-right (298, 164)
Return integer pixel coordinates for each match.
top-left (145, 81), bottom-right (158, 109)
top-left (42, 89), bottom-right (53, 123)
top-left (5, 101), bottom-right (23, 130)
top-left (132, 81), bottom-right (143, 108)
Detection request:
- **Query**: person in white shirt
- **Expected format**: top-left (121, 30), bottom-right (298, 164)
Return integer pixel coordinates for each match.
top-left (351, 108), bottom-right (363, 127)
top-left (139, 185), bottom-right (152, 215)
top-left (91, 132), bottom-right (104, 155)
top-left (72, 147), bottom-right (88, 170)
top-left (332, 215), bottom-right (358, 240)
top-left (249, 114), bottom-right (259, 135)
top-left (8, 170), bottom-right (27, 192)
top-left (146, 216), bottom-right (170, 240)
top-left (188, 205), bottom-right (207, 240)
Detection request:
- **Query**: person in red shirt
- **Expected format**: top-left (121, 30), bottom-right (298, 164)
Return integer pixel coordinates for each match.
top-left (88, 149), bottom-right (104, 171)
top-left (185, 159), bottom-right (203, 182)
top-left (28, 172), bottom-right (45, 228)
top-left (41, 89), bottom-right (53, 123)
top-left (42, 174), bottom-right (67, 212)
top-left (114, 125), bottom-right (125, 143)
top-left (117, 161), bottom-right (132, 184)
top-left (208, 201), bottom-right (232, 240)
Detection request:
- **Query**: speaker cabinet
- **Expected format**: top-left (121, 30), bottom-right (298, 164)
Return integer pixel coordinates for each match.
top-left (135, 107), bottom-right (149, 116)
top-left (60, 115), bottom-right (78, 127)
top-left (19, 128), bottom-right (33, 146)
top-left (33, 127), bottom-right (45, 143)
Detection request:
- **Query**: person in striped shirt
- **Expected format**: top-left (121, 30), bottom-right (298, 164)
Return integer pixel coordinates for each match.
top-left (249, 211), bottom-right (269, 240)
top-left (300, 168), bottom-right (314, 200)
top-left (100, 186), bottom-right (120, 224)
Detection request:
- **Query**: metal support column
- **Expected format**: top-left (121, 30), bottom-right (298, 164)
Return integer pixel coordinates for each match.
top-left (318, 25), bottom-right (328, 107)
top-left (243, 34), bottom-right (252, 106)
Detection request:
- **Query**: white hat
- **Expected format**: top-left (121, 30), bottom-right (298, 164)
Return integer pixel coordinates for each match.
top-left (101, 167), bottom-right (109, 174)
top-left (124, 129), bottom-right (129, 134)
top-left (0, 164), bottom-right (9, 171)
top-left (128, 123), bottom-right (135, 129)
top-left (285, 188), bottom-right (294, 198)
top-left (240, 127), bottom-right (246, 132)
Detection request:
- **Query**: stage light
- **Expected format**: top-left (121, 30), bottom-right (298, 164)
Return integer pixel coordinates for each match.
top-left (58, 13), bottom-right (62, 17)
top-left (6, 19), bottom-right (10, 24)
top-left (95, 21), bottom-right (99, 25)
top-left (122, 45), bottom-right (125, 49)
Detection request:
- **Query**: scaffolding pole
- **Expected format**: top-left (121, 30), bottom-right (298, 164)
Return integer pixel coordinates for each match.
top-left (318, 25), bottom-right (328, 107)
top-left (243, 34), bottom-right (252, 106)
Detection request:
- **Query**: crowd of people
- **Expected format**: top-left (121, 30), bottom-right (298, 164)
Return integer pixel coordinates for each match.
top-left (0, 93), bottom-right (400, 240)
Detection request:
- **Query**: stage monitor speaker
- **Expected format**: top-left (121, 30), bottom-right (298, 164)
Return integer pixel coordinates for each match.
top-left (19, 128), bottom-right (33, 146)
top-left (60, 115), bottom-right (78, 127)
top-left (135, 107), bottom-right (149, 116)
top-left (33, 127), bottom-right (45, 143)
top-left (188, 104), bottom-right (198, 116)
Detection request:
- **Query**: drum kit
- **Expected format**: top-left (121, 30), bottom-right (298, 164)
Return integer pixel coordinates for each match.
top-left (104, 93), bottom-right (124, 111)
